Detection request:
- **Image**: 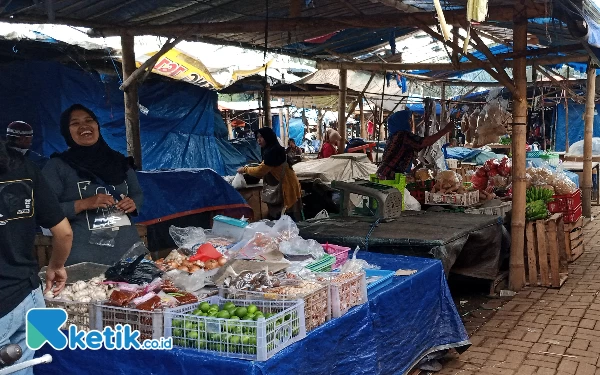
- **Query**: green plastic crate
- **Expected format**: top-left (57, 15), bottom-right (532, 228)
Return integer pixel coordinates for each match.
top-left (306, 254), bottom-right (336, 272)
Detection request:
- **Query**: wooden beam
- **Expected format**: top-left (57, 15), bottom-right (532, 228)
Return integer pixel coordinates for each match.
top-left (121, 34), bottom-right (142, 169)
top-left (289, 0), bottom-right (302, 17)
top-left (413, 18), bottom-right (518, 93)
top-left (451, 26), bottom-right (459, 67)
top-left (345, 72), bottom-right (375, 123)
top-left (119, 36), bottom-right (182, 92)
top-left (370, 0), bottom-right (420, 13)
top-left (316, 54), bottom-right (589, 72)
top-left (263, 82), bottom-right (272, 128)
top-left (509, 4), bottom-right (528, 291)
top-left (583, 60), bottom-right (596, 217)
top-left (536, 66), bottom-right (584, 103)
top-left (338, 69), bottom-right (348, 153)
top-left (338, 0), bottom-right (363, 15)
top-left (359, 97), bottom-right (366, 139)
top-left (271, 90), bottom-right (359, 97)
top-left (87, 4), bottom-right (548, 37)
top-left (463, 24), bottom-right (515, 90)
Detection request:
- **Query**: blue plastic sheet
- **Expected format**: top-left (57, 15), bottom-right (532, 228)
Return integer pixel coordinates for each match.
top-left (288, 117), bottom-right (305, 146)
top-left (445, 147), bottom-right (482, 161)
top-left (36, 253), bottom-right (469, 375)
top-left (0, 61), bottom-right (245, 175)
top-left (555, 102), bottom-right (600, 152)
top-left (134, 168), bottom-right (251, 224)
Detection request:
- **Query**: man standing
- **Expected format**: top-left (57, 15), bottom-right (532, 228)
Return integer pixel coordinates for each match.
top-left (0, 141), bottom-right (72, 375)
top-left (6, 121), bottom-right (48, 169)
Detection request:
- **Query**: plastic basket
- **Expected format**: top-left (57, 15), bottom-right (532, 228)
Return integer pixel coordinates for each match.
top-left (316, 272), bottom-right (367, 318)
top-left (547, 189), bottom-right (581, 213)
top-left (45, 299), bottom-right (96, 332)
top-left (464, 201), bottom-right (513, 217)
top-left (539, 152), bottom-right (560, 167)
top-left (408, 189), bottom-right (426, 204)
top-left (92, 304), bottom-right (164, 341)
top-left (306, 254), bottom-right (336, 272)
top-left (365, 270), bottom-right (395, 296)
top-left (164, 296), bottom-right (306, 361)
top-left (219, 282), bottom-right (329, 332)
top-left (526, 151), bottom-right (542, 158)
top-left (322, 243), bottom-right (351, 270)
top-left (563, 204), bottom-right (582, 224)
top-left (406, 180), bottom-right (435, 191)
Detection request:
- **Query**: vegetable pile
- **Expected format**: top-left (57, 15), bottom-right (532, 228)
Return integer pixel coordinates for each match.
top-left (525, 186), bottom-right (554, 221)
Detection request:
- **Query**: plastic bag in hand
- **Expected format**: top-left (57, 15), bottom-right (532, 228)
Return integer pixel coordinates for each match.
top-left (169, 225), bottom-right (207, 254)
top-left (232, 173), bottom-right (247, 189)
top-left (279, 237), bottom-right (325, 259)
top-left (340, 246), bottom-right (380, 273)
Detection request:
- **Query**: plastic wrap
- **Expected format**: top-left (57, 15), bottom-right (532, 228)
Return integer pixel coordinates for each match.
top-left (231, 173), bottom-right (247, 189)
top-left (340, 247), bottom-right (381, 273)
top-left (404, 188), bottom-right (422, 211)
top-left (88, 228), bottom-right (118, 247)
top-left (104, 254), bottom-right (164, 285)
top-left (473, 93), bottom-right (512, 147)
top-left (169, 226), bottom-right (207, 255)
top-left (431, 170), bottom-right (463, 193)
top-left (279, 237), bottom-right (325, 259)
top-left (272, 215), bottom-right (300, 241)
top-left (120, 242), bottom-right (150, 262)
top-left (236, 232), bottom-right (279, 260)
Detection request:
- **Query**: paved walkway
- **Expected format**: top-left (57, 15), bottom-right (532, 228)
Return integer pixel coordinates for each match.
top-left (439, 208), bottom-right (600, 375)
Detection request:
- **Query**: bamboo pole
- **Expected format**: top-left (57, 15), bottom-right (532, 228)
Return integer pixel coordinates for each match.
top-left (120, 34), bottom-right (143, 169)
top-left (317, 108), bottom-right (323, 141)
top-left (565, 67), bottom-right (570, 153)
top-left (583, 61), bottom-right (596, 218)
top-left (225, 110), bottom-right (233, 139)
top-left (338, 69), bottom-right (348, 153)
top-left (441, 83), bottom-right (448, 143)
top-left (285, 106), bottom-right (291, 143)
top-left (278, 102), bottom-right (286, 146)
top-left (359, 96), bottom-right (366, 139)
top-left (509, 7), bottom-right (528, 291)
top-left (263, 82), bottom-right (272, 128)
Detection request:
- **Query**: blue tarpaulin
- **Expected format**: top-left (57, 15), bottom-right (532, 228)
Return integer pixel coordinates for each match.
top-left (288, 117), bottom-right (305, 146)
top-left (554, 101), bottom-right (600, 152)
top-left (134, 169), bottom-right (251, 225)
top-left (0, 61), bottom-right (245, 175)
top-left (36, 252), bottom-right (469, 375)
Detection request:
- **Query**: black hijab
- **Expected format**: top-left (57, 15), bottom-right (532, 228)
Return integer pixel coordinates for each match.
top-left (55, 104), bottom-right (129, 186)
top-left (256, 127), bottom-right (286, 167)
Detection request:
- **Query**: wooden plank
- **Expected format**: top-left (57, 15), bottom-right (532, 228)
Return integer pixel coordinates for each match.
top-left (526, 222), bottom-right (538, 286)
top-left (546, 218), bottom-right (561, 287)
top-left (536, 220), bottom-right (550, 286)
top-left (571, 244), bottom-right (585, 262)
top-left (570, 229), bottom-right (582, 241)
top-left (556, 215), bottom-right (568, 273)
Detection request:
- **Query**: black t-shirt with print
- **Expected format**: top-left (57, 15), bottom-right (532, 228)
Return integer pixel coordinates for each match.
top-left (0, 157), bottom-right (65, 318)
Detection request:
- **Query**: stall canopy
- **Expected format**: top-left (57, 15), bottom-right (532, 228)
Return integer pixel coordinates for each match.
top-left (0, 60), bottom-right (244, 175)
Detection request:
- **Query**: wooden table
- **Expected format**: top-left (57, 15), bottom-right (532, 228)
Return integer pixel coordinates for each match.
top-left (561, 161), bottom-right (600, 205)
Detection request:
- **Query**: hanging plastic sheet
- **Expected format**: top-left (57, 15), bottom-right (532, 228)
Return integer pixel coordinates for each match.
top-left (555, 103), bottom-right (600, 152)
top-left (36, 252), bottom-right (469, 375)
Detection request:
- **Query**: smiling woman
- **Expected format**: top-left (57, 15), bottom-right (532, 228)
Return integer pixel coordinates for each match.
top-left (42, 104), bottom-right (144, 266)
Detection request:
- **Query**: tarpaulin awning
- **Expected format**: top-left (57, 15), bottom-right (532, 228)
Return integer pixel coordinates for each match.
top-left (293, 153), bottom-right (377, 182)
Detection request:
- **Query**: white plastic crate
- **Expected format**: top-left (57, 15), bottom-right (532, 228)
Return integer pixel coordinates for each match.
top-left (425, 190), bottom-right (480, 206)
top-left (219, 282), bottom-right (330, 332)
top-left (45, 298), bottom-right (96, 332)
top-left (92, 304), bottom-right (164, 341)
top-left (212, 215), bottom-right (248, 241)
top-left (164, 296), bottom-right (306, 361)
top-left (464, 201), bottom-right (512, 217)
top-left (316, 272), bottom-right (368, 318)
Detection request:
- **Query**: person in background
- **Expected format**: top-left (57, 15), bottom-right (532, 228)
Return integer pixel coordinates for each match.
top-left (377, 109), bottom-right (454, 180)
top-left (286, 138), bottom-right (303, 165)
top-left (237, 128), bottom-right (302, 221)
top-left (0, 140), bottom-right (72, 375)
top-left (6, 121), bottom-right (48, 169)
top-left (317, 128), bottom-right (342, 159)
top-left (43, 104), bottom-right (143, 266)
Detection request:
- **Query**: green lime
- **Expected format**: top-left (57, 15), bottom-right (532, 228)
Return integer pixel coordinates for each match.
top-left (229, 335), bottom-right (241, 345)
top-left (174, 338), bottom-right (185, 346)
top-left (253, 314), bottom-right (264, 321)
top-left (209, 304), bottom-right (219, 310)
top-left (172, 328), bottom-right (183, 337)
top-left (284, 313), bottom-right (291, 321)
top-left (241, 335), bottom-right (250, 345)
top-left (192, 309), bottom-right (204, 316)
top-left (187, 330), bottom-right (199, 340)
top-left (223, 301), bottom-right (236, 310)
top-left (234, 307), bottom-right (248, 318)
top-left (198, 340), bottom-right (207, 349)
top-left (246, 304), bottom-right (258, 314)
top-left (172, 319), bottom-right (184, 327)
top-left (199, 302), bottom-right (211, 313)
top-left (184, 321), bottom-right (197, 330)
top-left (230, 315), bottom-right (240, 320)
top-left (216, 310), bottom-right (231, 319)
top-left (249, 336), bottom-right (257, 346)
top-left (264, 312), bottom-right (274, 319)
top-left (208, 311), bottom-right (218, 317)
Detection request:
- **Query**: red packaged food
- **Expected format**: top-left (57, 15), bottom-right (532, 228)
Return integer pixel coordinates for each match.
top-left (475, 167), bottom-right (487, 178)
top-left (483, 159), bottom-right (499, 172)
top-left (470, 174), bottom-right (488, 190)
top-left (133, 294), bottom-right (163, 311)
top-left (498, 157), bottom-right (512, 177)
top-left (173, 292), bottom-right (198, 306)
top-left (487, 169), bottom-right (499, 178)
top-left (107, 290), bottom-right (139, 307)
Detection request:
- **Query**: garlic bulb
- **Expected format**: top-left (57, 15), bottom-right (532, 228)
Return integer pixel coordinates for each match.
top-left (72, 281), bottom-right (86, 292)
top-left (44, 291), bottom-right (55, 299)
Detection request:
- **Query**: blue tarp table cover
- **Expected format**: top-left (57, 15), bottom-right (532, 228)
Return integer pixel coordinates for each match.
top-left (134, 168), bottom-right (252, 225)
top-left (36, 252), bottom-right (469, 375)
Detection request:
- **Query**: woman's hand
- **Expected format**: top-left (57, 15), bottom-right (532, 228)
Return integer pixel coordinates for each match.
top-left (237, 166), bottom-right (246, 174)
top-left (84, 194), bottom-right (115, 210)
top-left (116, 196), bottom-right (137, 214)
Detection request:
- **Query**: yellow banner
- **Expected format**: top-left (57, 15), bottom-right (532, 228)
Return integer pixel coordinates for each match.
top-left (138, 49), bottom-right (223, 90)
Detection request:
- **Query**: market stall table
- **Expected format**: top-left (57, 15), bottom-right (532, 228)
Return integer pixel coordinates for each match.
top-left (298, 211), bottom-right (506, 280)
top-left (36, 252), bottom-right (469, 375)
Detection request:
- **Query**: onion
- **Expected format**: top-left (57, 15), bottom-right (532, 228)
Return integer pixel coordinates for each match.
top-left (177, 265), bottom-right (189, 272)
top-left (181, 259), bottom-right (191, 267)
top-left (194, 260), bottom-right (205, 267)
top-left (204, 260), bottom-right (218, 270)
top-left (217, 257), bottom-right (227, 266)
top-left (189, 265), bottom-right (201, 273)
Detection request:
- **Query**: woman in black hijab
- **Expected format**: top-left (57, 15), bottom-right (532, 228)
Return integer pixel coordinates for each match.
top-left (43, 104), bottom-right (144, 265)
top-left (237, 128), bottom-right (302, 220)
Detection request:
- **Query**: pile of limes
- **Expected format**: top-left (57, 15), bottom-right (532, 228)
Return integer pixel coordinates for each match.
top-left (172, 301), bottom-right (300, 355)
